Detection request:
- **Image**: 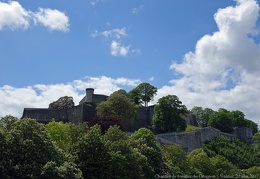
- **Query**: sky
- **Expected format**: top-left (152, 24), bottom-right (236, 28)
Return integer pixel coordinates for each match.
top-left (1, 0), bottom-right (260, 127)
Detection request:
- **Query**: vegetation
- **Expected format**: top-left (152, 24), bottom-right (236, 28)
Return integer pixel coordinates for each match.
top-left (1, 84), bottom-right (259, 177)
top-left (0, 116), bottom-right (259, 178)
top-left (153, 95), bottom-right (188, 133)
top-left (128, 82), bottom-right (157, 107)
top-left (96, 90), bottom-right (137, 125)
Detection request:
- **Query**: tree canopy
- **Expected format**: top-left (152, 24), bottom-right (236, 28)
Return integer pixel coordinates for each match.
top-left (153, 95), bottom-right (188, 133)
top-left (96, 90), bottom-right (137, 125)
top-left (128, 82), bottom-right (157, 107)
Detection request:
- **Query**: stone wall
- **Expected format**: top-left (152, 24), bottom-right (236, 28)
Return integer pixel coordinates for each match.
top-left (22, 108), bottom-right (68, 123)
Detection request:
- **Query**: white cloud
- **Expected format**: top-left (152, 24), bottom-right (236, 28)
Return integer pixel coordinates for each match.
top-left (110, 40), bottom-right (130, 57)
top-left (157, 0), bottom-right (260, 126)
top-left (132, 4), bottom-right (144, 15)
top-left (0, 76), bottom-right (140, 118)
top-left (0, 1), bottom-right (69, 32)
top-left (34, 8), bottom-right (70, 32)
top-left (149, 77), bottom-right (155, 81)
top-left (91, 28), bottom-right (127, 39)
top-left (91, 27), bottom-right (139, 57)
top-left (0, 1), bottom-right (30, 30)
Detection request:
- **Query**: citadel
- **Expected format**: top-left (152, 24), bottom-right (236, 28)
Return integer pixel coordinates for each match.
top-left (22, 88), bottom-right (253, 153)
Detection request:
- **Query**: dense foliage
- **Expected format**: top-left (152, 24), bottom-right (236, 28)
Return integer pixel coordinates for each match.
top-left (153, 95), bottom-right (188, 133)
top-left (0, 116), bottom-right (259, 178)
top-left (128, 82), bottom-right (157, 107)
top-left (96, 90), bottom-right (137, 125)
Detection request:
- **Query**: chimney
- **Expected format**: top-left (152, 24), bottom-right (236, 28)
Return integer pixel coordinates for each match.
top-left (85, 88), bottom-right (94, 102)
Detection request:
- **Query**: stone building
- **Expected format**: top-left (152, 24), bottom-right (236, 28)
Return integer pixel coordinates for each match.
top-left (22, 87), bottom-right (254, 152)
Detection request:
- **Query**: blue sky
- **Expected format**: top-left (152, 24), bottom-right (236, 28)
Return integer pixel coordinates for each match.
top-left (1, 0), bottom-right (260, 127)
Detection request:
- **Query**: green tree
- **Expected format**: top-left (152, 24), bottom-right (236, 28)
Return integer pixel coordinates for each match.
top-left (191, 107), bottom-right (215, 127)
top-left (103, 126), bottom-right (152, 178)
top-left (129, 82), bottom-right (157, 107)
top-left (187, 148), bottom-right (215, 175)
top-left (253, 132), bottom-right (260, 144)
top-left (130, 128), bottom-right (165, 176)
top-left (0, 115), bottom-right (18, 129)
top-left (204, 135), bottom-right (260, 169)
top-left (74, 125), bottom-right (111, 178)
top-left (45, 121), bottom-right (88, 152)
top-left (153, 95), bottom-right (188, 133)
top-left (96, 90), bottom-right (137, 125)
top-left (161, 145), bottom-right (190, 175)
top-left (41, 161), bottom-right (83, 179)
top-left (208, 111), bottom-right (233, 133)
top-left (0, 118), bottom-right (76, 178)
top-left (210, 155), bottom-right (238, 175)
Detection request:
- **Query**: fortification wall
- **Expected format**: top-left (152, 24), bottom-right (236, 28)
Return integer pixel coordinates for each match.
top-left (67, 105), bottom-right (83, 125)
top-left (92, 94), bottom-right (108, 104)
top-left (22, 108), bottom-right (68, 123)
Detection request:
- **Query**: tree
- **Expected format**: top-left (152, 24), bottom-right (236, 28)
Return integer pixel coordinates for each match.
top-left (0, 115), bottom-right (18, 129)
top-left (128, 83), bottom-right (157, 107)
top-left (96, 90), bottom-right (137, 125)
top-left (208, 111), bottom-right (233, 133)
top-left (103, 126), bottom-right (151, 178)
top-left (0, 118), bottom-right (77, 178)
top-left (187, 148), bottom-right (215, 175)
top-left (191, 107), bottom-right (215, 127)
top-left (210, 155), bottom-right (238, 175)
top-left (88, 116), bottom-right (123, 134)
top-left (204, 135), bottom-right (260, 169)
top-left (74, 125), bottom-right (111, 178)
top-left (130, 128), bottom-right (165, 176)
top-left (153, 95), bottom-right (188, 133)
top-left (161, 145), bottom-right (190, 175)
top-left (49, 96), bottom-right (75, 109)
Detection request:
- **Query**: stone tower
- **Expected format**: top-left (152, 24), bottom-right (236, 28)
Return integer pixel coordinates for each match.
top-left (85, 88), bottom-right (94, 103)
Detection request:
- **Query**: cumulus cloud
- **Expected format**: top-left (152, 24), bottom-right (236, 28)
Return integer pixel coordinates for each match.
top-left (0, 1), bottom-right (69, 32)
top-left (0, 76), bottom-right (140, 118)
top-left (34, 8), bottom-right (70, 32)
top-left (91, 27), bottom-right (139, 57)
top-left (110, 41), bottom-right (130, 56)
top-left (0, 1), bottom-right (30, 30)
top-left (158, 0), bottom-right (260, 126)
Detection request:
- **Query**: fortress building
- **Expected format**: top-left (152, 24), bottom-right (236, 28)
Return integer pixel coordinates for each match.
top-left (22, 88), bottom-right (254, 152)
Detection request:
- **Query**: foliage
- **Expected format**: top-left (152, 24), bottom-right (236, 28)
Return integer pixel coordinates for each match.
top-left (204, 135), bottom-right (260, 169)
top-left (208, 111), bottom-right (234, 133)
top-left (103, 126), bottom-right (152, 178)
top-left (0, 115), bottom-right (18, 129)
top-left (185, 125), bottom-right (201, 132)
top-left (161, 145), bottom-right (190, 175)
top-left (191, 107), bottom-right (215, 127)
top-left (253, 132), bottom-right (260, 144)
top-left (74, 125), bottom-right (111, 178)
top-left (128, 82), bottom-right (157, 107)
top-left (0, 118), bottom-right (79, 178)
top-left (130, 128), bottom-right (165, 175)
top-left (210, 155), bottom-right (238, 175)
top-left (88, 116), bottom-right (123, 134)
top-left (96, 90), bottom-right (137, 125)
top-left (45, 121), bottom-right (87, 152)
top-left (41, 161), bottom-right (83, 179)
top-left (207, 109), bottom-right (258, 134)
top-left (242, 166), bottom-right (260, 175)
top-left (153, 95), bottom-right (188, 133)
top-left (187, 148), bottom-right (215, 175)
top-left (49, 96), bottom-right (75, 109)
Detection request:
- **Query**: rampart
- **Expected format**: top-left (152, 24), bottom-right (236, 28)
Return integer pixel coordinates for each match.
top-left (157, 127), bottom-right (252, 153)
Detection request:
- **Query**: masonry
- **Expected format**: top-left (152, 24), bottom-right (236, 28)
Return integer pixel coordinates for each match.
top-left (22, 88), bottom-right (254, 152)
